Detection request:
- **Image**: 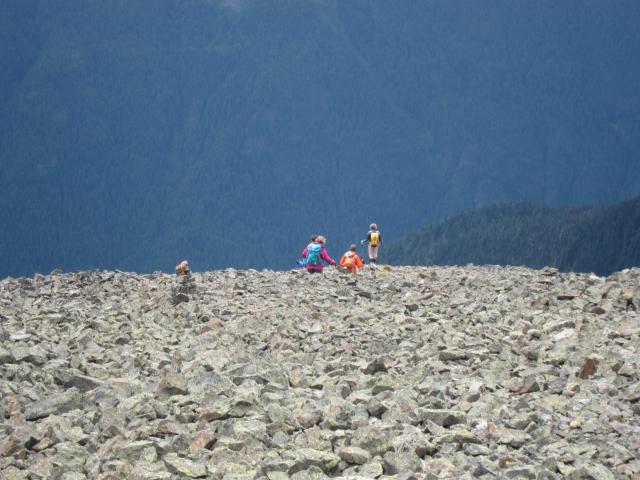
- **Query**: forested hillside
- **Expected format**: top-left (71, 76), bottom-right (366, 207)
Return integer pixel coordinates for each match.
top-left (385, 196), bottom-right (640, 275)
top-left (2, 1), bottom-right (640, 277)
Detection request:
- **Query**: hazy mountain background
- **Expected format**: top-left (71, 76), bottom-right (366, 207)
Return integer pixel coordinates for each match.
top-left (385, 196), bottom-right (640, 275)
top-left (2, 0), bottom-right (640, 278)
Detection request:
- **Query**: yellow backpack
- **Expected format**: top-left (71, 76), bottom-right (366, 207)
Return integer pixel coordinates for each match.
top-left (370, 231), bottom-right (380, 247)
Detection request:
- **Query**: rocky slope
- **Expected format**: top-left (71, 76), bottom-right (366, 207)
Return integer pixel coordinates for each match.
top-left (0, 265), bottom-right (639, 479)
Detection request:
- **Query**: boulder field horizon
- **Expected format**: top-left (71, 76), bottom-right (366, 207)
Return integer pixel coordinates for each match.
top-left (1, 265), bottom-right (639, 478)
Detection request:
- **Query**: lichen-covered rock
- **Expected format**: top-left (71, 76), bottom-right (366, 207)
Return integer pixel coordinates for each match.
top-left (287, 448), bottom-right (341, 474)
top-left (382, 450), bottom-right (423, 475)
top-left (163, 453), bottom-right (207, 478)
top-left (156, 372), bottom-right (188, 397)
top-left (25, 388), bottom-right (83, 420)
top-left (350, 425), bottom-right (395, 457)
top-left (337, 446), bottom-right (371, 465)
top-left (414, 409), bottom-right (466, 427)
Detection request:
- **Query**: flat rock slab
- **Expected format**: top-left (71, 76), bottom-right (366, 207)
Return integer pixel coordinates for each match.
top-left (25, 388), bottom-right (83, 420)
top-left (288, 448), bottom-right (341, 474)
top-left (163, 453), bottom-right (207, 478)
top-left (156, 372), bottom-right (189, 396)
top-left (414, 409), bottom-right (467, 427)
top-left (338, 446), bottom-right (371, 465)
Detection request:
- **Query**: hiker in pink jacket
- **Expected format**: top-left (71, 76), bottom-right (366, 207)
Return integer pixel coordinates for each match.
top-left (300, 235), bottom-right (336, 273)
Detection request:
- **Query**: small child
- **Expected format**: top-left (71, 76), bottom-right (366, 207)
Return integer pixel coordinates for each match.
top-left (361, 223), bottom-right (382, 264)
top-left (340, 244), bottom-right (364, 274)
top-left (300, 235), bottom-right (336, 273)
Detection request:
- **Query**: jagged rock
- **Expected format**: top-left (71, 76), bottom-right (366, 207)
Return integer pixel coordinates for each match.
top-left (9, 332), bottom-right (32, 341)
top-left (414, 409), bottom-right (466, 427)
top-left (497, 429), bottom-right (531, 448)
top-left (3, 466), bottom-right (28, 480)
top-left (163, 453), bottom-right (208, 478)
top-left (111, 440), bottom-right (155, 462)
top-left (60, 473), bottom-right (87, 480)
top-left (261, 456), bottom-right (297, 475)
top-left (0, 346), bottom-right (13, 363)
top-left (621, 288), bottom-right (635, 301)
top-left (53, 442), bottom-right (88, 471)
top-left (0, 426), bottom-right (38, 456)
top-left (463, 443), bottom-right (490, 456)
top-left (338, 446), bottom-right (371, 465)
top-left (156, 372), bottom-right (188, 396)
top-left (390, 430), bottom-right (436, 457)
top-left (557, 291), bottom-right (580, 300)
top-left (11, 346), bottom-right (47, 365)
top-left (25, 388), bottom-right (83, 420)
top-left (170, 293), bottom-right (190, 305)
top-left (287, 448), bottom-right (341, 474)
top-left (362, 357), bottom-right (388, 375)
top-left (366, 397), bottom-right (387, 418)
top-left (350, 425), bottom-right (395, 456)
top-left (54, 371), bottom-right (104, 392)
top-left (382, 450), bottom-right (422, 475)
top-left (132, 462), bottom-right (172, 480)
top-left (509, 376), bottom-right (541, 395)
top-left (435, 429), bottom-right (481, 446)
top-left (357, 461), bottom-right (384, 478)
top-left (504, 466), bottom-right (537, 479)
top-left (293, 407), bottom-right (322, 429)
top-left (577, 358), bottom-right (598, 379)
top-left (438, 349), bottom-right (468, 361)
top-left (189, 430), bottom-right (217, 453)
top-left (570, 463), bottom-right (616, 480)
top-left (264, 473), bottom-right (289, 480)
top-left (320, 399), bottom-right (355, 430)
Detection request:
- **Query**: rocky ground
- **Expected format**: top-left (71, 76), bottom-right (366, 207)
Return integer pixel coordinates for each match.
top-left (0, 265), bottom-right (639, 479)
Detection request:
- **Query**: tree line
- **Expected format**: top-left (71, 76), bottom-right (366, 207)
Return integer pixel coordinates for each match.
top-left (385, 197), bottom-right (640, 276)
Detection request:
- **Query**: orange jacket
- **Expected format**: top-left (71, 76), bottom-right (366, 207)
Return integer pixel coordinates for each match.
top-left (340, 251), bottom-right (363, 273)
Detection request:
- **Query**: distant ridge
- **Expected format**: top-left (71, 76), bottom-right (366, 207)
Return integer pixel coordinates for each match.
top-left (385, 196), bottom-right (640, 275)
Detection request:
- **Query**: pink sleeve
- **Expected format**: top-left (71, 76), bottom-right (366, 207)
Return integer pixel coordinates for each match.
top-left (301, 246), bottom-right (309, 258)
top-left (321, 248), bottom-right (335, 265)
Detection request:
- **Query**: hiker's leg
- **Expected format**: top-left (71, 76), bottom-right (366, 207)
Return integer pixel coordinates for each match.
top-left (370, 246), bottom-right (379, 263)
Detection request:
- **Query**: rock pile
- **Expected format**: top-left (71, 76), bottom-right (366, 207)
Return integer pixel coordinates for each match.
top-left (0, 265), bottom-right (638, 479)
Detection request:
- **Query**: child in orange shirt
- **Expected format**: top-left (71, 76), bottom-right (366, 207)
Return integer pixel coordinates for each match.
top-left (340, 244), bottom-right (364, 274)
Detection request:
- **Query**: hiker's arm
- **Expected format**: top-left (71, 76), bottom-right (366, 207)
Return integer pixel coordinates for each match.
top-left (322, 249), bottom-right (335, 265)
top-left (340, 256), bottom-right (346, 268)
top-left (301, 246), bottom-right (309, 258)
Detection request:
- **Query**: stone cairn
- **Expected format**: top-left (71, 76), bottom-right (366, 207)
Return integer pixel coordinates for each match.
top-left (171, 274), bottom-right (197, 305)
